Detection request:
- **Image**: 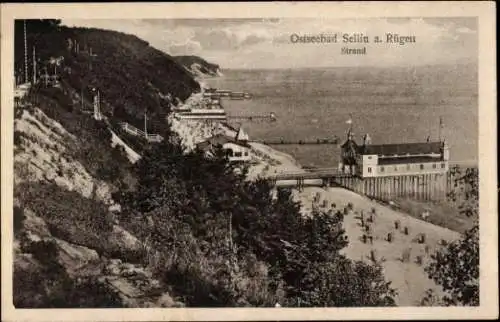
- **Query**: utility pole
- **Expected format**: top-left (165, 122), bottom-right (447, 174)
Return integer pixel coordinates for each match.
top-left (144, 110), bottom-right (148, 138)
top-left (228, 212), bottom-right (233, 253)
top-left (89, 47), bottom-right (93, 71)
top-left (44, 67), bottom-right (48, 87)
top-left (93, 88), bottom-right (101, 120)
top-left (97, 90), bottom-right (101, 120)
top-left (24, 20), bottom-right (28, 84)
top-left (32, 46), bottom-right (37, 84)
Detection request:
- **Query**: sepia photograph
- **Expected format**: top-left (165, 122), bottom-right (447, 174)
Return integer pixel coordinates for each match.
top-left (1, 2), bottom-right (497, 321)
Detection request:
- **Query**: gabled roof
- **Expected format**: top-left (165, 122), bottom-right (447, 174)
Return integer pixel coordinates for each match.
top-left (358, 142), bottom-right (442, 156)
top-left (235, 127), bottom-right (249, 141)
top-left (206, 134), bottom-right (234, 146)
top-left (196, 134), bottom-right (251, 152)
top-left (196, 140), bottom-right (213, 152)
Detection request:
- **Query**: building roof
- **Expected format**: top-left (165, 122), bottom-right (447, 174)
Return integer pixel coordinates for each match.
top-left (196, 140), bottom-right (213, 152)
top-left (235, 127), bottom-right (249, 141)
top-left (358, 142), bottom-right (442, 156)
top-left (378, 156), bottom-right (443, 165)
top-left (196, 134), bottom-right (250, 152)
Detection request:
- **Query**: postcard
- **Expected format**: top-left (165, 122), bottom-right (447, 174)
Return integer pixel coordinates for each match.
top-left (1, 2), bottom-right (497, 321)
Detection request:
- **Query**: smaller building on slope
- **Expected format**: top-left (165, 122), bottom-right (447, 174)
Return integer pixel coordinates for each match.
top-left (196, 127), bottom-right (251, 163)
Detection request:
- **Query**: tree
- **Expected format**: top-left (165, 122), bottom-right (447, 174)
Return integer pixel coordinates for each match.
top-left (425, 166), bottom-right (479, 306)
top-left (14, 20), bottom-right (62, 74)
top-left (115, 121), bottom-right (397, 307)
top-left (287, 258), bottom-right (396, 307)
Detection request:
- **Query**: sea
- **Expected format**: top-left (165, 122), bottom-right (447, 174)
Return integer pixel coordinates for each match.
top-left (203, 64), bottom-right (478, 169)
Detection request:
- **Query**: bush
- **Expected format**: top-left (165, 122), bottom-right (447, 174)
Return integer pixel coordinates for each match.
top-left (16, 182), bottom-right (114, 254)
top-left (425, 168), bottom-right (479, 306)
top-left (116, 136), bottom-right (396, 307)
top-left (14, 249), bottom-right (123, 308)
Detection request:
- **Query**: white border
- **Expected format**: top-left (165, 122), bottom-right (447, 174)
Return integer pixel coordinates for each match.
top-left (1, 2), bottom-right (497, 321)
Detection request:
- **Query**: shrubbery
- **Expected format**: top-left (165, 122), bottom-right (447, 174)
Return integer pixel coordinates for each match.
top-left (15, 182), bottom-right (115, 255)
top-left (116, 134), bottom-right (397, 307)
top-left (14, 239), bottom-right (123, 308)
top-left (425, 166), bottom-right (479, 306)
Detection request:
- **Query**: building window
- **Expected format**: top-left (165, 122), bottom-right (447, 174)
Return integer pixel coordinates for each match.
top-left (380, 166), bottom-right (384, 172)
top-left (441, 163), bottom-right (446, 168)
top-left (420, 164), bottom-right (424, 170)
top-left (368, 156), bottom-right (372, 160)
top-left (432, 163), bottom-right (437, 169)
top-left (368, 167), bottom-right (372, 173)
top-left (234, 152), bottom-right (242, 157)
top-left (407, 164), bottom-right (411, 170)
top-left (394, 166), bottom-right (397, 171)
top-left (244, 152), bottom-right (248, 156)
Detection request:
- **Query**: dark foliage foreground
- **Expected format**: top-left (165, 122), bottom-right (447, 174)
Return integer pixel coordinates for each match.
top-left (423, 166), bottom-right (479, 306)
top-left (114, 135), bottom-right (397, 307)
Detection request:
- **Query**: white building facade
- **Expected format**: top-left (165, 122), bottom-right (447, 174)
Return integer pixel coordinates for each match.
top-left (339, 131), bottom-right (450, 179)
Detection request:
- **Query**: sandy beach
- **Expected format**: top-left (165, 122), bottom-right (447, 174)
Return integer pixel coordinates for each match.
top-left (252, 142), bottom-right (461, 306)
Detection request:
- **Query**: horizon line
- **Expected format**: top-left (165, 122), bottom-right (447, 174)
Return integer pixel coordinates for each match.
top-left (216, 61), bottom-right (478, 71)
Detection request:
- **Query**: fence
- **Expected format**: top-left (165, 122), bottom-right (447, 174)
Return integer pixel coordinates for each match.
top-left (270, 170), bottom-right (453, 202)
top-left (118, 122), bottom-right (164, 143)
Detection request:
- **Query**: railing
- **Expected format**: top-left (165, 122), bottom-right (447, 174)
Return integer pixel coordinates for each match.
top-left (251, 138), bottom-right (340, 145)
top-left (268, 168), bottom-right (353, 181)
top-left (118, 122), bottom-right (164, 143)
top-left (147, 134), bottom-right (164, 143)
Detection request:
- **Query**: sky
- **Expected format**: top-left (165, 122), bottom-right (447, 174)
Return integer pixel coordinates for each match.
top-left (63, 18), bottom-right (478, 69)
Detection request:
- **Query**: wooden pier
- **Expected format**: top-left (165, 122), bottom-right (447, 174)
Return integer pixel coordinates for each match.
top-left (253, 138), bottom-right (340, 145)
top-left (267, 169), bottom-right (452, 201)
top-left (227, 113), bottom-right (276, 122)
